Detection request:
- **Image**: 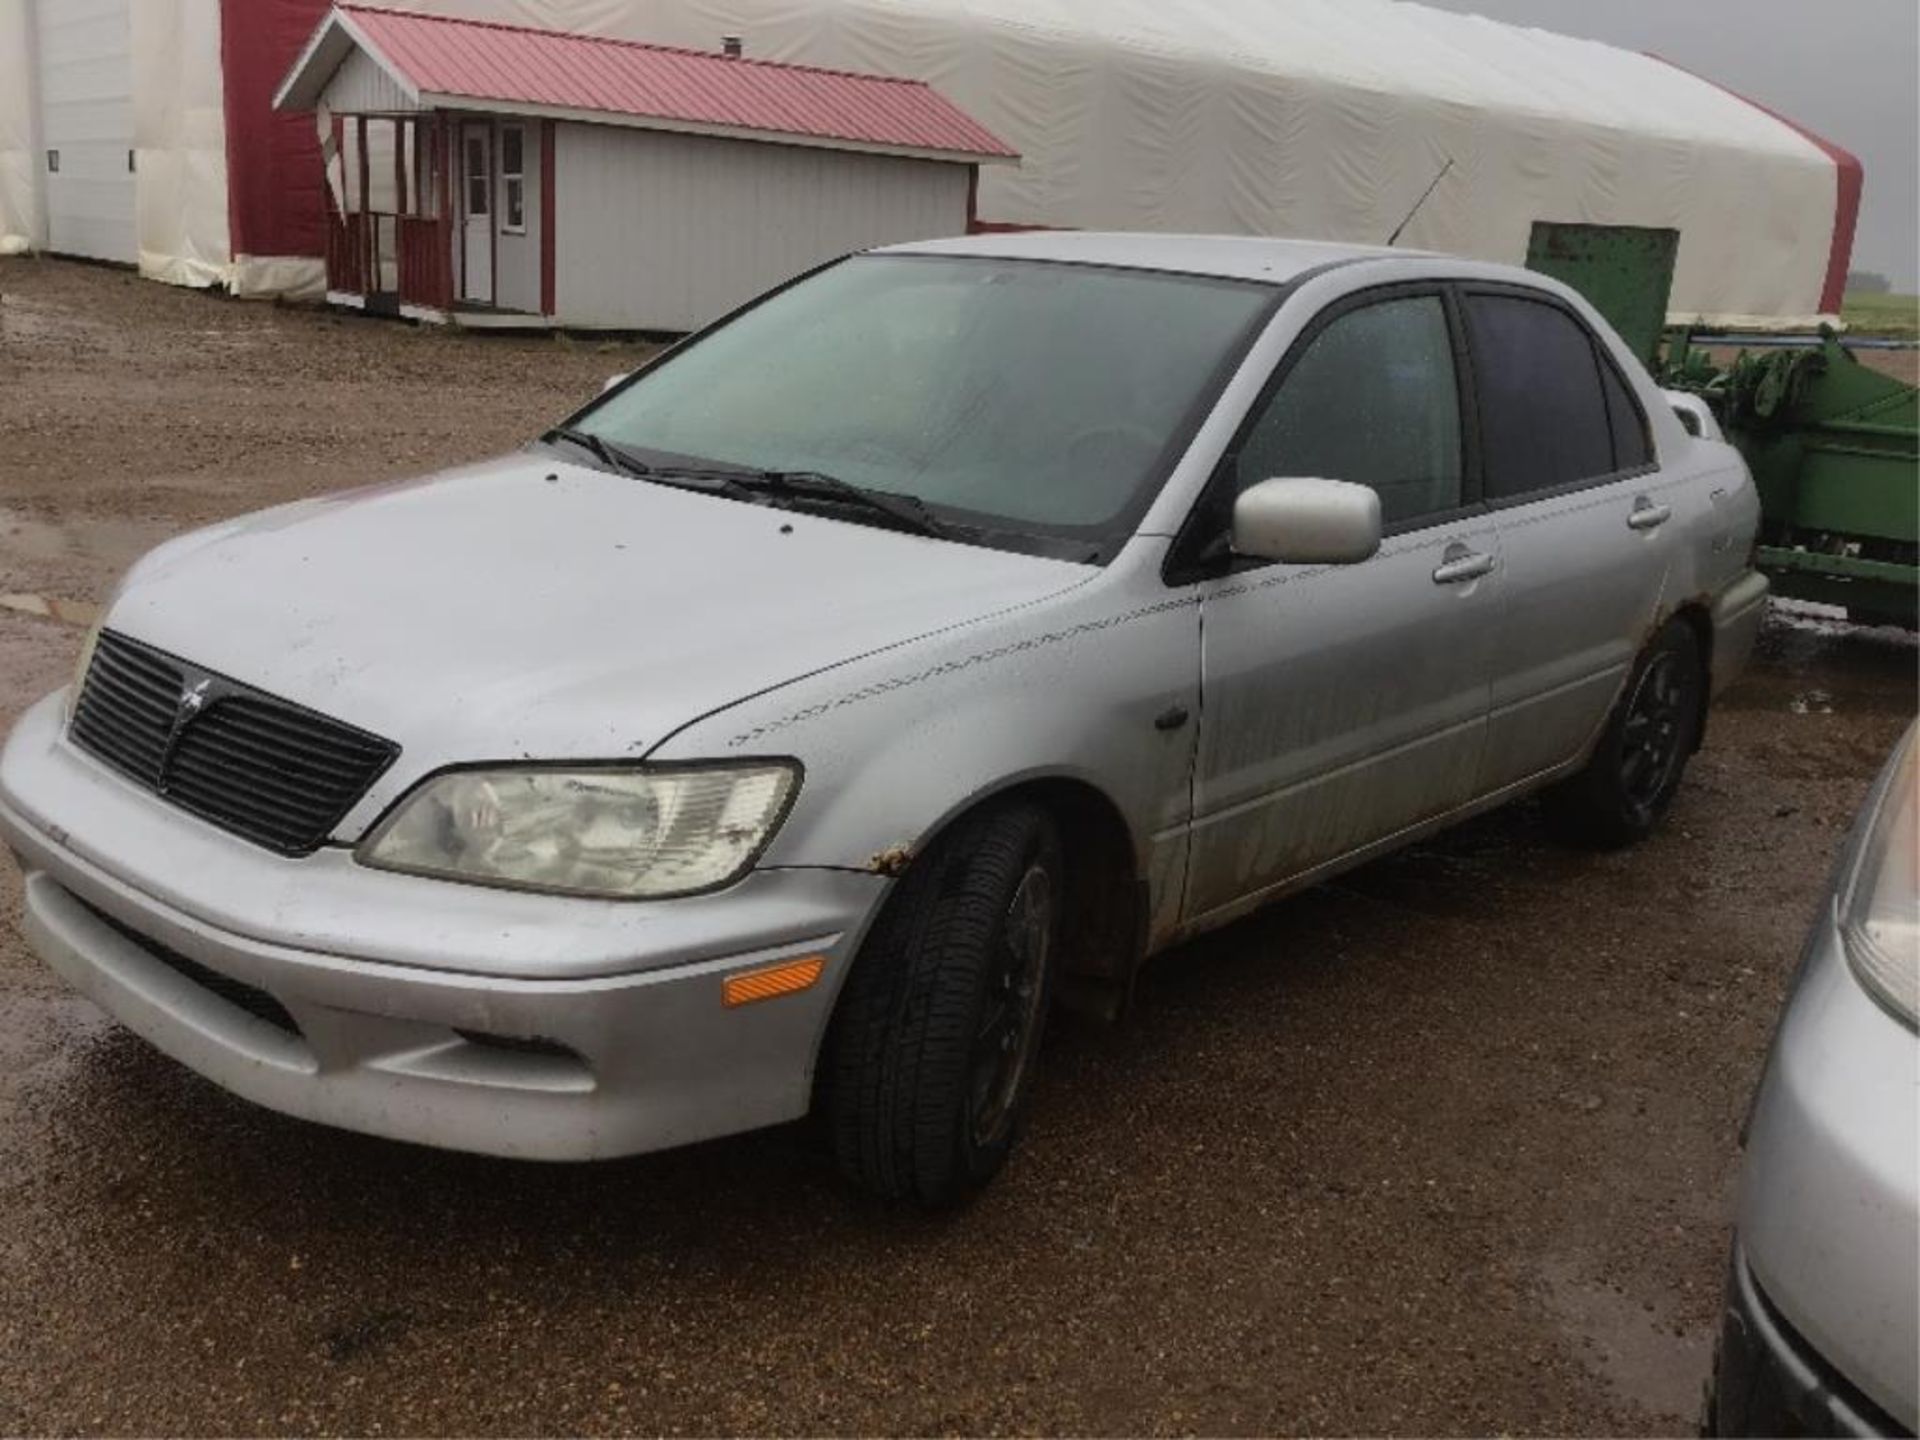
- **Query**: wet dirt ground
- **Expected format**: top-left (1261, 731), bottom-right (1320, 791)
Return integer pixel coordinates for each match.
top-left (2, 256), bottom-right (1915, 1436)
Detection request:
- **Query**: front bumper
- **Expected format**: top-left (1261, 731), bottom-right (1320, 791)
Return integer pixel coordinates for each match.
top-left (1, 693), bottom-right (890, 1161)
top-left (1724, 733), bottom-right (1919, 1436)
top-left (1715, 1242), bottom-right (1911, 1438)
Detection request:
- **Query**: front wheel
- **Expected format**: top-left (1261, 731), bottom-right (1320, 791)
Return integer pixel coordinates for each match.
top-left (1547, 619), bottom-right (1706, 847)
top-left (821, 803), bottom-right (1062, 1206)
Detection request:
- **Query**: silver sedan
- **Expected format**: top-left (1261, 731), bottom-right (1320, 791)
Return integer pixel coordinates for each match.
top-left (1, 232), bottom-right (1768, 1203)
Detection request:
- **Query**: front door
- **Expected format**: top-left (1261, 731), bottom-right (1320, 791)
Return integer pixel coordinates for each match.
top-left (1185, 288), bottom-right (1499, 924)
top-left (459, 124), bottom-right (494, 305)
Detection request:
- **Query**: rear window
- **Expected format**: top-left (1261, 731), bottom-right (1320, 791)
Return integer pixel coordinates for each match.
top-left (1599, 355), bottom-right (1652, 471)
top-left (1465, 294), bottom-right (1615, 501)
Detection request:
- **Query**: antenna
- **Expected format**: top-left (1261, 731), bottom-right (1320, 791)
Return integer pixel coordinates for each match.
top-left (1386, 156), bottom-right (1453, 247)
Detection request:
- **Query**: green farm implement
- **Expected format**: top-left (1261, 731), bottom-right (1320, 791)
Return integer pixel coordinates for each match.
top-left (1665, 334), bottom-right (1916, 628)
top-left (1528, 221), bottom-right (1918, 629)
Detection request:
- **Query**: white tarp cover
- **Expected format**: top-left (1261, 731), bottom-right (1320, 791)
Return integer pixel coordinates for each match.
top-left (131, 0), bottom-right (231, 287)
top-left (1, 0), bottom-right (1844, 321)
top-left (0, 0), bottom-right (229, 276)
top-left (0, 0), bottom-right (35, 254)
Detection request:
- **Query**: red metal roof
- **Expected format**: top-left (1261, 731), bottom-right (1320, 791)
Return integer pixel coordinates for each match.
top-left (333, 4), bottom-right (1017, 161)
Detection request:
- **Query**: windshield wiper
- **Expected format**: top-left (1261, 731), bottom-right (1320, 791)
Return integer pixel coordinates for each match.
top-left (652, 465), bottom-right (957, 540)
top-left (543, 439), bottom-right (958, 540)
top-left (541, 426), bottom-right (654, 480)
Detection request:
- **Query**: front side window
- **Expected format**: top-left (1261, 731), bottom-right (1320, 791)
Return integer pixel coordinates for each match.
top-left (1235, 294), bottom-right (1463, 527)
top-left (1466, 294), bottom-right (1616, 500)
top-left (501, 126), bottom-right (526, 233)
top-left (573, 255), bottom-right (1275, 553)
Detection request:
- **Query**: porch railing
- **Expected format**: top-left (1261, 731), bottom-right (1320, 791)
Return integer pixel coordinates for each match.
top-left (324, 211), bottom-right (449, 313)
top-left (325, 213), bottom-right (367, 296)
top-left (398, 216), bottom-right (450, 311)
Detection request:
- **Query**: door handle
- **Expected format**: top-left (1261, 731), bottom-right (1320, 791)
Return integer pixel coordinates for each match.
top-left (1432, 550), bottom-right (1495, 585)
top-left (1628, 500), bottom-right (1673, 531)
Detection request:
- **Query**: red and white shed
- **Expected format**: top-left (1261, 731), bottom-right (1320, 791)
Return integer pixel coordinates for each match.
top-left (272, 5), bottom-right (1017, 330)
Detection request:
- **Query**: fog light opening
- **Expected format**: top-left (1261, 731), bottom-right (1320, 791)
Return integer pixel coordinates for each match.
top-left (453, 1029), bottom-right (577, 1060)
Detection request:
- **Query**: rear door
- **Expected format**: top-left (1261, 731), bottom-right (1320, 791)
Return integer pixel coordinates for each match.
top-left (1184, 287), bottom-right (1499, 923)
top-left (34, 0), bottom-right (137, 265)
top-left (1463, 288), bottom-right (1676, 791)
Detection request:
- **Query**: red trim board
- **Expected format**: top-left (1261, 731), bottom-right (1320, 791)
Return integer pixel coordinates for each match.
top-left (1646, 52), bottom-right (1862, 314)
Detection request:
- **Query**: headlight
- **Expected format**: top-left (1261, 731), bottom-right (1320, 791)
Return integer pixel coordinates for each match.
top-left (357, 762), bottom-right (799, 899)
top-left (66, 614), bottom-right (105, 720)
top-left (1840, 729), bottom-right (1918, 1029)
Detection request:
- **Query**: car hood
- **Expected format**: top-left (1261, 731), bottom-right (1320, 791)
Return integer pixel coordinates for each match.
top-left (107, 453), bottom-right (1091, 768)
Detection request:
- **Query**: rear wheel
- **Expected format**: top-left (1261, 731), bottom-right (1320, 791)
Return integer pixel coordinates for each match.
top-left (1547, 619), bottom-right (1705, 847)
top-left (821, 802), bottom-right (1061, 1205)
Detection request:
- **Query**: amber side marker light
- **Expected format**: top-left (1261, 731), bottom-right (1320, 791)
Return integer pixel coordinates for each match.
top-left (723, 955), bottom-right (827, 1008)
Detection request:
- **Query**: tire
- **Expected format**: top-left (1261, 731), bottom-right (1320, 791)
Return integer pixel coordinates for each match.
top-left (1547, 619), bottom-right (1706, 848)
top-left (821, 802), bottom-right (1062, 1206)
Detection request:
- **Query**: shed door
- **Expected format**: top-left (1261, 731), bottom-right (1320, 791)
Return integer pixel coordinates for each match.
top-left (459, 124), bottom-right (494, 305)
top-left (33, 0), bottom-right (138, 264)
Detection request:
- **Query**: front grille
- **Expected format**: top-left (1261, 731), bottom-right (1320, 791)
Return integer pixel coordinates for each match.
top-left (70, 630), bottom-right (399, 855)
top-left (79, 896), bottom-right (302, 1038)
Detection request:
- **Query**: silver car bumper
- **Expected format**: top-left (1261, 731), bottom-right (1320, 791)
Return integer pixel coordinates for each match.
top-left (1725, 738), bottom-right (1919, 1435)
top-left (1709, 569), bottom-right (1769, 698)
top-left (1716, 1240), bottom-right (1909, 1438)
top-left (1, 692), bottom-right (889, 1161)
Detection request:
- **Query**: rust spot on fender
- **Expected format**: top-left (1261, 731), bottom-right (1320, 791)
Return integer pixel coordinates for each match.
top-left (867, 845), bottom-right (914, 877)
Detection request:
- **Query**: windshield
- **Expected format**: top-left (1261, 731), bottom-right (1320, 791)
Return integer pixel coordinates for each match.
top-left (570, 254), bottom-right (1276, 557)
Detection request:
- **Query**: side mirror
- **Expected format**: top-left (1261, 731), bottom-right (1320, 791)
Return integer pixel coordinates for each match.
top-left (1232, 477), bottom-right (1381, 565)
top-left (601, 372), bottom-right (630, 395)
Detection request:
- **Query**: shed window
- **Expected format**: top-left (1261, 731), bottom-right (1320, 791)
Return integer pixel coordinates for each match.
top-left (501, 126), bottom-right (526, 234)
top-left (465, 133), bottom-right (489, 218)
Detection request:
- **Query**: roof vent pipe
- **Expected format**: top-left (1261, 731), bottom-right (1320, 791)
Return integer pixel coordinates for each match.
top-left (721, 34), bottom-right (743, 58)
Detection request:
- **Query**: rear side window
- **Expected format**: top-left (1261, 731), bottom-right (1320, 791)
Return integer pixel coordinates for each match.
top-left (1599, 356), bottom-right (1652, 470)
top-left (1465, 294), bottom-right (1614, 500)
top-left (1236, 295), bottom-right (1463, 527)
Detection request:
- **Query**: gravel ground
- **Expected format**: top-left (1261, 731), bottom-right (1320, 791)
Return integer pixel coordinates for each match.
top-left (1, 256), bottom-right (1915, 1437)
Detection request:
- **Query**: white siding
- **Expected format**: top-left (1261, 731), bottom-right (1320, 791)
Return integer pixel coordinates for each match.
top-left (553, 123), bottom-right (969, 331)
top-left (493, 120), bottom-right (541, 314)
top-left (32, 0), bottom-right (135, 264)
top-left (323, 47), bottom-right (417, 114)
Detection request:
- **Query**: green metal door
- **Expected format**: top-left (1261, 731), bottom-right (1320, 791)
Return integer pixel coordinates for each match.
top-left (1525, 222), bottom-right (1679, 367)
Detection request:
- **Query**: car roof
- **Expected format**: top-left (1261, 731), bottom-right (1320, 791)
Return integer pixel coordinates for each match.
top-left (877, 230), bottom-right (1435, 284)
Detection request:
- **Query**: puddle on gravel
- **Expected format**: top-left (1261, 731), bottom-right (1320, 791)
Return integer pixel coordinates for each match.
top-left (0, 290), bottom-right (99, 346)
top-left (0, 990), bottom-right (111, 1093)
top-left (1537, 1255), bottom-right (1715, 1428)
top-left (0, 505), bottom-right (174, 579)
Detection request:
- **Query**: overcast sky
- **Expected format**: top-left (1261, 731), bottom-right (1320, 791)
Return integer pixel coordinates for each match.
top-left (1417, 0), bottom-right (1919, 291)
